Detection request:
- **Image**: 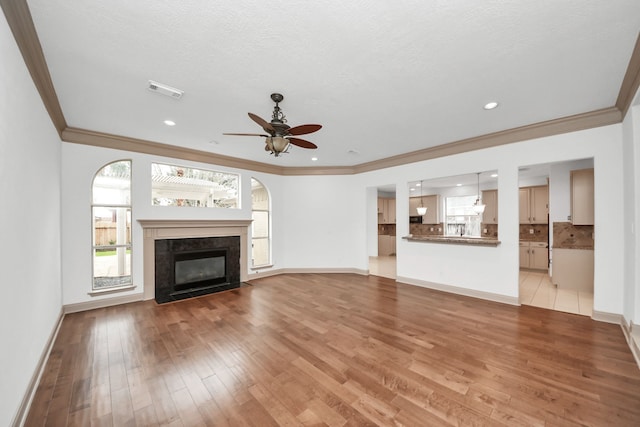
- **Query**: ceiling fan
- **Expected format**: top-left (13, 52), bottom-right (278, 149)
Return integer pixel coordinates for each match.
top-left (223, 93), bottom-right (322, 157)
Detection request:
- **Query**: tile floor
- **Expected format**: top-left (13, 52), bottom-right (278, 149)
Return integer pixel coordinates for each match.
top-left (519, 269), bottom-right (593, 316)
top-left (369, 257), bottom-right (593, 317)
top-left (369, 256), bottom-right (396, 279)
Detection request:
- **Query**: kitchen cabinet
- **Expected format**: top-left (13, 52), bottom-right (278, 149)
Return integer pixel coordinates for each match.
top-left (552, 248), bottom-right (593, 292)
top-left (378, 198), bottom-right (396, 224)
top-left (519, 185), bottom-right (548, 224)
top-left (378, 235), bottom-right (396, 256)
top-left (481, 190), bottom-right (498, 224)
top-left (571, 168), bottom-right (594, 225)
top-left (519, 241), bottom-right (548, 270)
top-left (409, 195), bottom-right (440, 224)
top-left (422, 195), bottom-right (440, 224)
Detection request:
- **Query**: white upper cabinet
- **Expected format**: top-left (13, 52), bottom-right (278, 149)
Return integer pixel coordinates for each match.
top-left (519, 185), bottom-right (548, 224)
top-left (571, 168), bottom-right (594, 225)
top-left (481, 190), bottom-right (498, 224)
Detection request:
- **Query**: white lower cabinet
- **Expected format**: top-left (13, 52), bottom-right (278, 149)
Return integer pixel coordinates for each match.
top-left (520, 241), bottom-right (548, 270)
top-left (378, 235), bottom-right (396, 256)
top-left (552, 248), bottom-right (594, 292)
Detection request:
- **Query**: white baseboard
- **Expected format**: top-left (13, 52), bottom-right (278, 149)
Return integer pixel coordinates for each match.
top-left (11, 309), bottom-right (64, 427)
top-left (396, 276), bottom-right (520, 306)
top-left (247, 267), bottom-right (368, 281)
top-left (621, 319), bottom-right (640, 370)
top-left (63, 293), bottom-right (145, 314)
top-left (591, 310), bottom-right (623, 324)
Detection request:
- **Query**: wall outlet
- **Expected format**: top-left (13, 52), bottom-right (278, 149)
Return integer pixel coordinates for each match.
top-left (430, 227), bottom-right (434, 231)
top-left (483, 228), bottom-right (487, 234)
top-left (437, 227), bottom-right (442, 232)
top-left (529, 229), bottom-right (534, 234)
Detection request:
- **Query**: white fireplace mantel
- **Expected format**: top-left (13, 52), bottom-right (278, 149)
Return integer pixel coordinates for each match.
top-left (138, 219), bottom-right (252, 300)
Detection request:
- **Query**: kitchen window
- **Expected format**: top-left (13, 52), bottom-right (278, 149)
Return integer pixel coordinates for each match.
top-left (445, 195), bottom-right (481, 237)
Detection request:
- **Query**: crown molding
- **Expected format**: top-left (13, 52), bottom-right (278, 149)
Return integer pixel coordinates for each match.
top-left (2, 2), bottom-right (637, 176)
top-left (616, 32), bottom-right (640, 118)
top-left (62, 127), bottom-right (286, 175)
top-left (0, 0), bottom-right (66, 136)
top-left (353, 107), bottom-right (622, 173)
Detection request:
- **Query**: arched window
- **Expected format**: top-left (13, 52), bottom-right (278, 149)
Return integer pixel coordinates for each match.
top-left (92, 160), bottom-right (132, 291)
top-left (251, 178), bottom-right (271, 267)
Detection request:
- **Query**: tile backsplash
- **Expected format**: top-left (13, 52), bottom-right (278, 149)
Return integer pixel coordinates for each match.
top-left (410, 223), bottom-right (444, 236)
top-left (481, 224), bottom-right (498, 238)
top-left (553, 222), bottom-right (594, 249)
top-left (378, 224), bottom-right (396, 236)
top-left (519, 224), bottom-right (549, 241)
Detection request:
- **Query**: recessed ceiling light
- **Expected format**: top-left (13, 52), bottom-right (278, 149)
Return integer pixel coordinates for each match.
top-left (163, 120), bottom-right (176, 126)
top-left (311, 157), bottom-right (318, 161)
top-left (410, 188), bottom-right (415, 192)
top-left (456, 183), bottom-right (462, 187)
top-left (483, 102), bottom-right (499, 110)
top-left (491, 173), bottom-right (498, 178)
top-left (416, 183), bottom-right (421, 187)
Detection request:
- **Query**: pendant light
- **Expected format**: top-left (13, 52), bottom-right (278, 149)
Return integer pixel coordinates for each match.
top-left (416, 180), bottom-right (427, 215)
top-left (472, 172), bottom-right (486, 214)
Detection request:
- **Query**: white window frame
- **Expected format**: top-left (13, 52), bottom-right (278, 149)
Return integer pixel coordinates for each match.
top-left (251, 178), bottom-right (272, 268)
top-left (91, 160), bottom-right (134, 294)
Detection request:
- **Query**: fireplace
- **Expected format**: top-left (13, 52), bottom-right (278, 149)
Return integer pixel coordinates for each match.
top-left (174, 249), bottom-right (227, 291)
top-left (154, 236), bottom-right (241, 303)
top-left (139, 220), bottom-right (251, 302)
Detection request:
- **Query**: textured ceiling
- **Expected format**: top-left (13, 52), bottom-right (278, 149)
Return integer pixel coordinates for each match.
top-left (26, 0), bottom-right (640, 167)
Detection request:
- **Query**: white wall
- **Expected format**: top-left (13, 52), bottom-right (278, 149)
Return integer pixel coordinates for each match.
top-left (280, 175), bottom-right (366, 270)
top-left (61, 145), bottom-right (369, 305)
top-left (548, 158), bottom-right (594, 224)
top-left (358, 124), bottom-right (624, 313)
top-left (61, 143), bottom-right (294, 305)
top-left (623, 93), bottom-right (640, 328)
top-left (634, 103), bottom-right (640, 325)
top-left (0, 14), bottom-right (63, 426)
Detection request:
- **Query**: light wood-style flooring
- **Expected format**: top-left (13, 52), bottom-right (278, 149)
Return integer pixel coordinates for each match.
top-left (25, 273), bottom-right (640, 426)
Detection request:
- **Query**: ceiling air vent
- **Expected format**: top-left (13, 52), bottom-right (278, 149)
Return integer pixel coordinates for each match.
top-left (147, 80), bottom-right (183, 99)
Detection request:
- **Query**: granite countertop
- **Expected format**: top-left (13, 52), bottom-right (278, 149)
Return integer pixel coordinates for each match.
top-left (519, 237), bottom-right (548, 242)
top-left (403, 235), bottom-right (501, 246)
top-left (552, 245), bottom-right (594, 250)
top-left (520, 239), bottom-right (548, 246)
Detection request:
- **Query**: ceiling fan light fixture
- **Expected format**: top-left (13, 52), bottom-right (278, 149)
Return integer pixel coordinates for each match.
top-left (273, 136), bottom-right (289, 152)
top-left (225, 93), bottom-right (321, 159)
top-left (265, 136), bottom-right (289, 156)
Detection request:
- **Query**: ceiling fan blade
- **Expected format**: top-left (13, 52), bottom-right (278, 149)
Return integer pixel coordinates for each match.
top-left (287, 137), bottom-right (317, 149)
top-left (248, 112), bottom-right (274, 132)
top-left (223, 132), bottom-right (269, 137)
top-left (287, 124), bottom-right (322, 136)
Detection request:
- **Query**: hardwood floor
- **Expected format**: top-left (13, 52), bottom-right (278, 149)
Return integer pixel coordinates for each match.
top-left (25, 274), bottom-right (640, 426)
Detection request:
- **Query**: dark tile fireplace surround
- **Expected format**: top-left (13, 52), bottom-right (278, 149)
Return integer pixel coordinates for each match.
top-left (154, 236), bottom-right (241, 303)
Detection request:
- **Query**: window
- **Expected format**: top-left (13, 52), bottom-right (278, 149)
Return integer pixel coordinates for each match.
top-left (251, 178), bottom-right (271, 267)
top-left (92, 160), bottom-right (132, 291)
top-left (445, 195), bottom-right (481, 237)
top-left (151, 163), bottom-right (239, 208)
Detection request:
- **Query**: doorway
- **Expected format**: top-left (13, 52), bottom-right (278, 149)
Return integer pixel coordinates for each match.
top-left (369, 184), bottom-right (397, 279)
top-left (518, 159), bottom-right (594, 316)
